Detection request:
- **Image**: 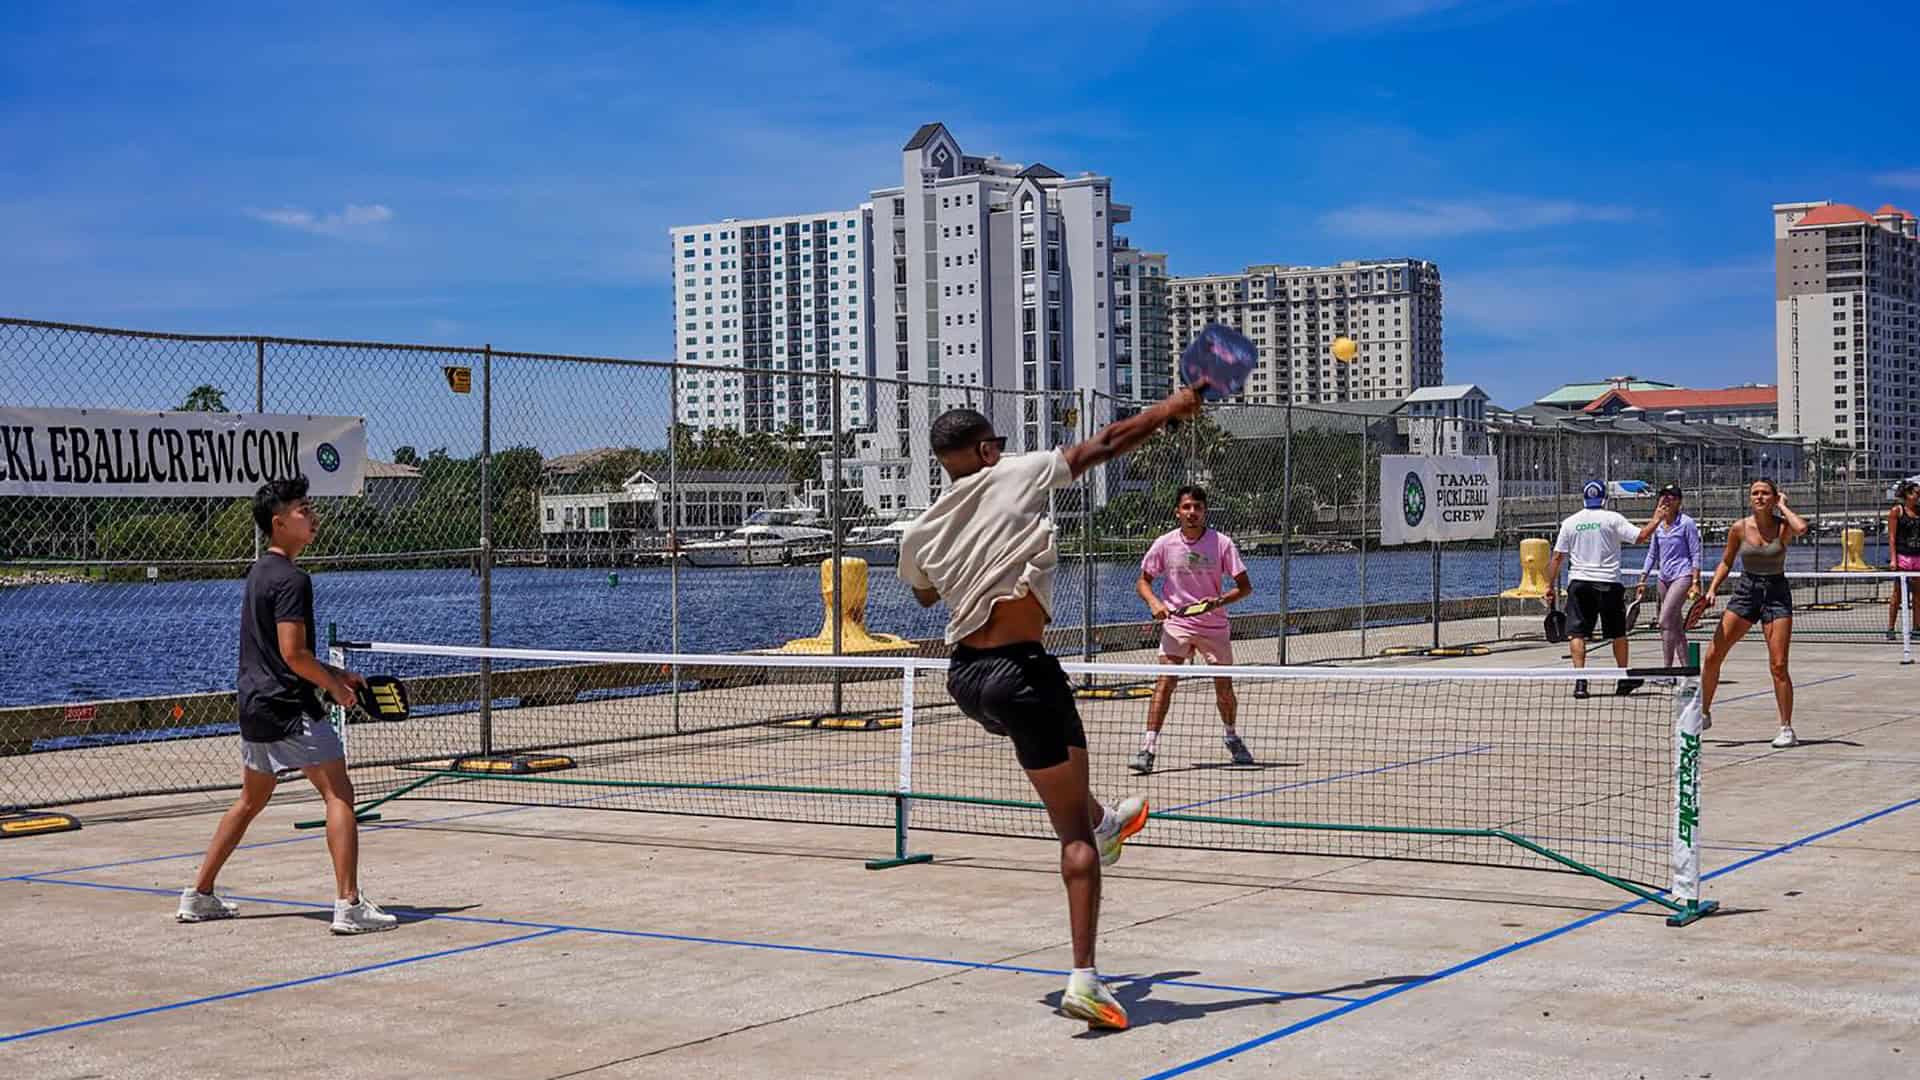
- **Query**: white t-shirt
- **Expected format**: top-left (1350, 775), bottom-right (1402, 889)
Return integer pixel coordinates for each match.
top-left (897, 449), bottom-right (1075, 644)
top-left (1553, 508), bottom-right (1642, 583)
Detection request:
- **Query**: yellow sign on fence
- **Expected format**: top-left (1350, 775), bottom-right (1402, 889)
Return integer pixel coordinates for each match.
top-left (443, 366), bottom-right (472, 394)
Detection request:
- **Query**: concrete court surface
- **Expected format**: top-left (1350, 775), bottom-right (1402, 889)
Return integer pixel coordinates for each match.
top-left (1, 639), bottom-right (1916, 1080)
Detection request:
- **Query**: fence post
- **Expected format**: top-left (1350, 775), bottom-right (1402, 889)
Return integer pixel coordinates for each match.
top-left (479, 343), bottom-right (494, 755)
top-left (1813, 443), bottom-right (1824, 573)
top-left (253, 338), bottom-right (265, 563)
top-left (1080, 388), bottom-right (1094, 666)
top-left (1359, 420), bottom-right (1369, 658)
top-left (1279, 394), bottom-right (1293, 664)
top-left (669, 363), bottom-right (681, 734)
top-left (831, 371), bottom-right (845, 720)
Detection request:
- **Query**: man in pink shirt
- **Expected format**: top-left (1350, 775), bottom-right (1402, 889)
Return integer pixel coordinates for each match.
top-left (1131, 485), bottom-right (1255, 774)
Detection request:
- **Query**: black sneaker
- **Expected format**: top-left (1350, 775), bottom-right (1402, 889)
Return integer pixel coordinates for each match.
top-left (1614, 678), bottom-right (1644, 697)
top-left (1572, 679), bottom-right (1590, 699)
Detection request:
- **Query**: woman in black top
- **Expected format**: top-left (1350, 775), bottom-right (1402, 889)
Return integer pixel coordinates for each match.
top-left (1888, 480), bottom-right (1920, 639)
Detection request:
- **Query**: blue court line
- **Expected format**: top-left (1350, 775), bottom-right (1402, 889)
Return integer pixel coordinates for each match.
top-left (1138, 793), bottom-right (1920, 1080)
top-left (1162, 745), bottom-right (1493, 814)
top-left (0, 927), bottom-right (566, 1045)
top-left (1714, 671), bottom-right (1855, 707)
top-left (6, 875), bottom-right (1357, 1007)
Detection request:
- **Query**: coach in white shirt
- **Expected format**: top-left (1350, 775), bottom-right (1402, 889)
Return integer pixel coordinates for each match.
top-left (1546, 481), bottom-right (1666, 698)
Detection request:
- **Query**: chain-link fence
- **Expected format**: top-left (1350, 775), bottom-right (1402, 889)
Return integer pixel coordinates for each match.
top-left (1, 316), bottom-right (1905, 811)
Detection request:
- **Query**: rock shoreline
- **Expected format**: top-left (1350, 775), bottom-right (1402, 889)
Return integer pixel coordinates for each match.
top-left (0, 569), bottom-right (96, 587)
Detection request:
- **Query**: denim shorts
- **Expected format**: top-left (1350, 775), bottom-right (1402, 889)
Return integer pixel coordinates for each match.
top-left (1726, 574), bottom-right (1793, 625)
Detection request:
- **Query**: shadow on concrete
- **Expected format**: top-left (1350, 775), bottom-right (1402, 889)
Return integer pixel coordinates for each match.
top-left (1039, 969), bottom-right (1428, 1035)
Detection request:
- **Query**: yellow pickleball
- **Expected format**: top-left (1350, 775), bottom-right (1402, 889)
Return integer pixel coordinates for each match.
top-left (1331, 337), bottom-right (1357, 362)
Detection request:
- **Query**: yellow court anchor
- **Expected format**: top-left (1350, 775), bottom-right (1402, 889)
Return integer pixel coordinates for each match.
top-left (1831, 527), bottom-right (1875, 572)
top-left (1503, 537), bottom-right (1552, 599)
top-left (775, 558), bottom-right (914, 655)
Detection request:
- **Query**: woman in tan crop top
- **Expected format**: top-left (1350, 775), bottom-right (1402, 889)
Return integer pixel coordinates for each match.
top-left (1699, 480), bottom-right (1809, 747)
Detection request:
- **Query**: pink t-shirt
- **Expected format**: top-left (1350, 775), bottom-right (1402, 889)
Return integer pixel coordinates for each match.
top-left (1141, 528), bottom-right (1246, 634)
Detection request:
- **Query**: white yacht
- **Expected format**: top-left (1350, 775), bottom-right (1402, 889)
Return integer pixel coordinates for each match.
top-left (676, 508), bottom-right (834, 568)
top-left (836, 509), bottom-right (924, 566)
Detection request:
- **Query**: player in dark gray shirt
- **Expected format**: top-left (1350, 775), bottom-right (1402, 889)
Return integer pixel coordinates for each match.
top-left (177, 476), bottom-right (397, 934)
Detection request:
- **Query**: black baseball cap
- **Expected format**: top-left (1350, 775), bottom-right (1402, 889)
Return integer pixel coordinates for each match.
top-left (1657, 483), bottom-right (1683, 499)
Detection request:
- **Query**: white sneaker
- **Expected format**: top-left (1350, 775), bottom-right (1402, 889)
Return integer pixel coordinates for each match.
top-left (176, 886), bottom-right (238, 922)
top-left (1771, 727), bottom-right (1798, 749)
top-left (1095, 795), bottom-right (1149, 868)
top-left (331, 896), bottom-right (400, 935)
top-left (1059, 973), bottom-right (1129, 1030)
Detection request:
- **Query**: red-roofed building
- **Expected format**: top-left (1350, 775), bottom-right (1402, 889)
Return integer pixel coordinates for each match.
top-left (1773, 199), bottom-right (1920, 478)
top-left (1582, 385), bottom-right (1778, 434)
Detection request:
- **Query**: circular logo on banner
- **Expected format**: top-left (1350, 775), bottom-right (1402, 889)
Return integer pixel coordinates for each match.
top-left (316, 443), bottom-right (341, 473)
top-left (1402, 470), bottom-right (1426, 528)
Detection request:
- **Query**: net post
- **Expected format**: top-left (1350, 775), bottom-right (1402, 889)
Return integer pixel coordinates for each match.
top-left (326, 622), bottom-right (347, 758)
top-left (299, 625), bottom-right (385, 828)
top-left (866, 664), bottom-right (931, 870)
top-left (1667, 669), bottom-right (1719, 926)
top-left (1901, 576), bottom-right (1913, 666)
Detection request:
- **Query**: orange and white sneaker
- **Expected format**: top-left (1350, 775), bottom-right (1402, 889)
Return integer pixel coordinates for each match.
top-left (1096, 796), bottom-right (1149, 867)
top-left (1060, 972), bottom-right (1128, 1030)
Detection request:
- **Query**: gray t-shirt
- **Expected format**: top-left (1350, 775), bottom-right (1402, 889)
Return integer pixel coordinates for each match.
top-left (897, 449), bottom-right (1076, 644)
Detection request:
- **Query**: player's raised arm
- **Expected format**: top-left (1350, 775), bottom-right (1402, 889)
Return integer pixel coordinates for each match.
top-left (1062, 384), bottom-right (1204, 478)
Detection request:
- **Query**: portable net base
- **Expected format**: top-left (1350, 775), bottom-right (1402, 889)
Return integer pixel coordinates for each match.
top-left (319, 640), bottom-right (1717, 926)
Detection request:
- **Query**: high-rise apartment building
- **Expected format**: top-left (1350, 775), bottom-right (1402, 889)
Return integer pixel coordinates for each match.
top-left (1774, 200), bottom-right (1920, 476)
top-left (1114, 245), bottom-right (1172, 402)
top-left (1167, 259), bottom-right (1443, 404)
top-left (668, 124), bottom-right (1167, 514)
top-left (862, 122), bottom-right (1154, 508)
top-left (669, 209), bottom-right (873, 436)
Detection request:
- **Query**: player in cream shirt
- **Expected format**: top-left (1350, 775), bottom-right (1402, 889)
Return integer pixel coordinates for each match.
top-left (898, 382), bottom-right (1204, 1031)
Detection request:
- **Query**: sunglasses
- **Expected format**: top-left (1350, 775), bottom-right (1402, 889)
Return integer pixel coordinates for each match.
top-left (977, 436), bottom-right (1008, 452)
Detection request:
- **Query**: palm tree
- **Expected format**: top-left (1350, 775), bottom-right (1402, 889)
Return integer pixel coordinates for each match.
top-left (179, 384), bottom-right (229, 412)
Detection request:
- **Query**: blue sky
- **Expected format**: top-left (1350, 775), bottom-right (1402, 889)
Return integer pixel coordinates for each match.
top-left (5, 0), bottom-right (1920, 414)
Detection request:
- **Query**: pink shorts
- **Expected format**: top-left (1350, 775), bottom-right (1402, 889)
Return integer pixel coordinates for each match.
top-left (1897, 553), bottom-right (1920, 572)
top-left (1159, 623), bottom-right (1234, 665)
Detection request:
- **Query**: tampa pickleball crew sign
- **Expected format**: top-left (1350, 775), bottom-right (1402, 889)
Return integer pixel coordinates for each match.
top-left (1379, 454), bottom-right (1498, 546)
top-left (0, 406), bottom-right (366, 498)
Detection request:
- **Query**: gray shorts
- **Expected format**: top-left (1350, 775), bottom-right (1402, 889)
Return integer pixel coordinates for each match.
top-left (241, 716), bottom-right (345, 774)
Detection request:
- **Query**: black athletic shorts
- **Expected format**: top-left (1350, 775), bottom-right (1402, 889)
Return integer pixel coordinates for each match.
top-left (1727, 573), bottom-right (1793, 625)
top-left (946, 642), bottom-right (1088, 771)
top-left (1567, 580), bottom-right (1626, 641)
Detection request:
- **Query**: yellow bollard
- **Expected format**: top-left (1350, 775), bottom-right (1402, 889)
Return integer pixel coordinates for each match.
top-left (1831, 527), bottom-right (1875, 572)
top-left (774, 558), bottom-right (914, 654)
top-left (1502, 538), bottom-right (1553, 599)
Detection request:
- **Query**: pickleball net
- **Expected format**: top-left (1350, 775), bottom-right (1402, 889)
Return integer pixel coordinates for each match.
top-left (1620, 570), bottom-right (1914, 660)
top-left (327, 640), bottom-right (1713, 922)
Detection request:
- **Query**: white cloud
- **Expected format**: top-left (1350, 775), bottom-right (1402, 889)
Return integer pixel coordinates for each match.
top-left (244, 203), bottom-right (394, 236)
top-left (1320, 198), bottom-right (1638, 239)
top-left (1873, 169), bottom-right (1920, 191)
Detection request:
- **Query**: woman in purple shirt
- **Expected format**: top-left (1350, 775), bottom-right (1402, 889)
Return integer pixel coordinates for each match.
top-left (1634, 484), bottom-right (1702, 668)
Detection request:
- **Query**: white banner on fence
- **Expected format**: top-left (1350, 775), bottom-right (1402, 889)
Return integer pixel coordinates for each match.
top-left (0, 407), bottom-right (365, 498)
top-left (1379, 454), bottom-right (1499, 546)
